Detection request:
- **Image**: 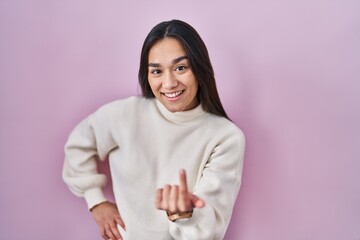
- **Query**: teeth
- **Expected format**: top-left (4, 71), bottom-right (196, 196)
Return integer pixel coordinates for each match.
top-left (164, 91), bottom-right (182, 98)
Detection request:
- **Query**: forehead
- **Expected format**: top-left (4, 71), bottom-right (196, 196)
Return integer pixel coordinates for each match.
top-left (148, 38), bottom-right (186, 63)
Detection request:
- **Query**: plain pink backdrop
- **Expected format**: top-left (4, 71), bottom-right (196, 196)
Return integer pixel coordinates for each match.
top-left (0, 0), bottom-right (359, 239)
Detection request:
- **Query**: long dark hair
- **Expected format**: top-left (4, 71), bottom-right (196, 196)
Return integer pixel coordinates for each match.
top-left (138, 19), bottom-right (229, 120)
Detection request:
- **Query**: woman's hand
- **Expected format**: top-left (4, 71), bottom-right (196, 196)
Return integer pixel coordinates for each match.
top-left (90, 201), bottom-right (126, 240)
top-left (155, 169), bottom-right (205, 214)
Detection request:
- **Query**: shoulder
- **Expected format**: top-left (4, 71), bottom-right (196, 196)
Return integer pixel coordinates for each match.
top-left (205, 114), bottom-right (246, 145)
top-left (94, 96), bottom-right (154, 114)
top-left (89, 96), bottom-right (155, 123)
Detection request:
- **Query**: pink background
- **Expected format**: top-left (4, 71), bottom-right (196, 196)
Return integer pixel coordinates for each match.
top-left (1, 0), bottom-right (359, 239)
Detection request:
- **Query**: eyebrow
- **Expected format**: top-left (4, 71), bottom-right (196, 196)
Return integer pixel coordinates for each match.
top-left (148, 55), bottom-right (188, 67)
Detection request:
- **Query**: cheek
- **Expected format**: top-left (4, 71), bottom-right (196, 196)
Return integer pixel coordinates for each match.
top-left (192, 86), bottom-right (199, 98)
top-left (190, 77), bottom-right (198, 92)
top-left (148, 79), bottom-right (159, 92)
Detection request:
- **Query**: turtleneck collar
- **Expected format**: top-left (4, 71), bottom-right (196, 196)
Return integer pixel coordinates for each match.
top-left (155, 99), bottom-right (206, 123)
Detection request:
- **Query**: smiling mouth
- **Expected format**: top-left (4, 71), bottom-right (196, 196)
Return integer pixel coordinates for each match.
top-left (162, 90), bottom-right (184, 98)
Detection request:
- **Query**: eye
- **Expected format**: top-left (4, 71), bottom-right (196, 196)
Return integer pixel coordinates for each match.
top-left (175, 65), bottom-right (187, 71)
top-left (150, 69), bottom-right (162, 75)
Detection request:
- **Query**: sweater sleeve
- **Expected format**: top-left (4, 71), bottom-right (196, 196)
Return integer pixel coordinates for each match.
top-left (168, 127), bottom-right (246, 240)
top-left (62, 105), bottom-right (118, 209)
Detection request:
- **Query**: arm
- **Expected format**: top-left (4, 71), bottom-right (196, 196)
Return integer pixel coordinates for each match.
top-left (156, 128), bottom-right (245, 240)
top-left (63, 106), bottom-right (125, 240)
top-left (63, 115), bottom-right (106, 208)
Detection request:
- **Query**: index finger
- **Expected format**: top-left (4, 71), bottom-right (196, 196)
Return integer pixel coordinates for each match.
top-left (179, 169), bottom-right (188, 194)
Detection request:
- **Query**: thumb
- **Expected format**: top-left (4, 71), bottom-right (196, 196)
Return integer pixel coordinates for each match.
top-left (189, 194), bottom-right (206, 208)
top-left (115, 215), bottom-right (126, 231)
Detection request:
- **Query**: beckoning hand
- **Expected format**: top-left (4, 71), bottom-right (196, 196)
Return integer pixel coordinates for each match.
top-left (155, 169), bottom-right (205, 215)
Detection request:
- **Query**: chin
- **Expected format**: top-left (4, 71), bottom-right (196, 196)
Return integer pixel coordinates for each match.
top-left (165, 106), bottom-right (181, 112)
top-left (162, 103), bottom-right (183, 112)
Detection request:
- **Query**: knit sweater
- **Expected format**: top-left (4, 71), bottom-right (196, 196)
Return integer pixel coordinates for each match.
top-left (63, 96), bottom-right (245, 240)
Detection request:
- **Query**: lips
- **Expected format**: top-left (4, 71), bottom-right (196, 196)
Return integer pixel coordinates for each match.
top-left (163, 90), bottom-right (183, 98)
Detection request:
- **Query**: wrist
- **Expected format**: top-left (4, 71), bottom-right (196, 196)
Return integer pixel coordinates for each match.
top-left (166, 209), bottom-right (193, 222)
top-left (89, 200), bottom-right (108, 212)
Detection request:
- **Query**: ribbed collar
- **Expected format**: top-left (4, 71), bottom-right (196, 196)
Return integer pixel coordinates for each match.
top-left (155, 99), bottom-right (206, 123)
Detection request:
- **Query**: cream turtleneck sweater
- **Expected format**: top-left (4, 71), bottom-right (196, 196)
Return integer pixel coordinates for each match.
top-left (63, 96), bottom-right (245, 240)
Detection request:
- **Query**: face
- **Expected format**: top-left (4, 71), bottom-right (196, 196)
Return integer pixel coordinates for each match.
top-left (148, 38), bottom-right (199, 112)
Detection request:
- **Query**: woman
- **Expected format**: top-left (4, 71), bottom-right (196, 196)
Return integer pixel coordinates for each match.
top-left (63, 19), bottom-right (245, 240)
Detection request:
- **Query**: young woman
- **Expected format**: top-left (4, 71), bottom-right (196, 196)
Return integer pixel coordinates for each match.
top-left (63, 19), bottom-right (245, 240)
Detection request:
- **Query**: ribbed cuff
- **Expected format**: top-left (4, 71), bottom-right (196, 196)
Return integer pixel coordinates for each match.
top-left (168, 206), bottom-right (216, 239)
top-left (83, 188), bottom-right (107, 210)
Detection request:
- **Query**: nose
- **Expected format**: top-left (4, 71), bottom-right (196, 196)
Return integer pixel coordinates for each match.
top-left (162, 71), bottom-right (178, 89)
